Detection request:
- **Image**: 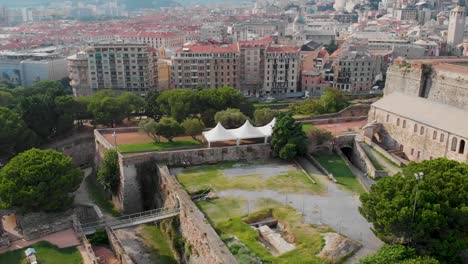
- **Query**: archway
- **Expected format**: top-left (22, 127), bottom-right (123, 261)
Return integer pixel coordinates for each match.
top-left (341, 146), bottom-right (353, 161)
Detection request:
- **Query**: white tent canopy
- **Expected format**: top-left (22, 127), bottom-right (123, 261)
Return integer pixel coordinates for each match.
top-left (203, 118), bottom-right (276, 148)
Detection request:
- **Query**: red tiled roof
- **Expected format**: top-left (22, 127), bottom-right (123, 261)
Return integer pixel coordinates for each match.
top-left (238, 37), bottom-right (273, 48)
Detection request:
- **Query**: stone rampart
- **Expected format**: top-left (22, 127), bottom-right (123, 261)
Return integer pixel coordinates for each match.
top-left (43, 131), bottom-right (95, 167)
top-left (107, 227), bottom-right (134, 264)
top-left (352, 140), bottom-right (387, 179)
top-left (157, 165), bottom-right (237, 264)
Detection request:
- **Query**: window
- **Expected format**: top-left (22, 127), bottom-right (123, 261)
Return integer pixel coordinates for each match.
top-left (417, 151), bottom-right (421, 158)
top-left (420, 126), bottom-right (424, 135)
top-left (433, 131), bottom-right (437, 140)
top-left (440, 133), bottom-right (445, 142)
top-left (414, 124), bottom-right (418, 133)
top-left (451, 137), bottom-right (458, 151)
top-left (411, 148), bottom-right (414, 155)
top-left (402, 120), bottom-right (406, 128)
top-left (386, 114), bottom-right (390, 122)
top-left (459, 140), bottom-right (465, 154)
top-left (396, 118), bottom-right (400, 126)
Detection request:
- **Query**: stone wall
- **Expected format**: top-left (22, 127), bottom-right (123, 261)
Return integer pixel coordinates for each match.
top-left (384, 59), bottom-right (468, 110)
top-left (20, 210), bottom-right (74, 240)
top-left (352, 140), bottom-right (387, 179)
top-left (107, 227), bottom-right (134, 264)
top-left (44, 131), bottom-right (95, 167)
top-left (369, 106), bottom-right (468, 163)
top-left (116, 144), bottom-right (272, 213)
top-left (157, 165), bottom-right (237, 264)
top-left (296, 104), bottom-right (370, 123)
top-left (363, 137), bottom-right (406, 166)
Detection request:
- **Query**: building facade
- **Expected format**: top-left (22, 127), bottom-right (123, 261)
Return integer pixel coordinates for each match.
top-left (447, 6), bottom-right (466, 51)
top-left (69, 42), bottom-right (158, 96)
top-left (171, 44), bottom-right (240, 89)
top-left (67, 52), bottom-right (91, 97)
top-left (232, 19), bottom-right (287, 41)
top-left (263, 46), bottom-right (300, 95)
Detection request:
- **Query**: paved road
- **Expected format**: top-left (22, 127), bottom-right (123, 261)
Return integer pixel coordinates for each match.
top-left (296, 157), bottom-right (383, 263)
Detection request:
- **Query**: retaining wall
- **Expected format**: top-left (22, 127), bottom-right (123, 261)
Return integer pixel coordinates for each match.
top-left (43, 131), bottom-right (95, 167)
top-left (363, 137), bottom-right (406, 166)
top-left (107, 227), bottom-right (134, 264)
top-left (352, 141), bottom-right (387, 179)
top-left (157, 165), bottom-right (237, 264)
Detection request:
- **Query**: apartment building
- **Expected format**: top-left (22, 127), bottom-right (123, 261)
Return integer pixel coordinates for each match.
top-left (171, 44), bottom-right (240, 89)
top-left (238, 38), bottom-right (270, 96)
top-left (69, 42), bottom-right (158, 96)
top-left (263, 46), bottom-right (300, 95)
top-left (118, 32), bottom-right (185, 49)
top-left (333, 49), bottom-right (382, 92)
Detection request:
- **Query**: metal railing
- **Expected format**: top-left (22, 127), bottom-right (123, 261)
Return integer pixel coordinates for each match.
top-left (80, 207), bottom-right (180, 233)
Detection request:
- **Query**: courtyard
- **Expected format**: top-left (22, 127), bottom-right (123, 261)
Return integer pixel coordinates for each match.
top-left (173, 159), bottom-right (382, 263)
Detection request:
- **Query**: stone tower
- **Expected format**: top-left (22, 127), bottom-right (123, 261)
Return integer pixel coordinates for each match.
top-left (447, 5), bottom-right (466, 49)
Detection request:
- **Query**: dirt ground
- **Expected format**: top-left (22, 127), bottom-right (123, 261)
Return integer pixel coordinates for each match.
top-left (0, 228), bottom-right (81, 254)
top-left (93, 246), bottom-right (119, 264)
top-left (315, 120), bottom-right (367, 136)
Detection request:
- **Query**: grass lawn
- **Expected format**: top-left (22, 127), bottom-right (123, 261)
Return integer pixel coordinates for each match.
top-left (293, 114), bottom-right (314, 119)
top-left (138, 225), bottom-right (177, 264)
top-left (118, 139), bottom-right (201, 153)
top-left (313, 152), bottom-right (365, 194)
top-left (176, 162), bottom-right (323, 195)
top-left (253, 101), bottom-right (289, 107)
top-left (85, 176), bottom-right (120, 216)
top-left (0, 241), bottom-right (82, 264)
top-left (209, 203), bottom-right (325, 264)
top-left (302, 123), bottom-right (314, 132)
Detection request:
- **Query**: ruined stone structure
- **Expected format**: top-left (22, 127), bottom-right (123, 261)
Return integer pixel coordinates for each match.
top-left (366, 57), bottom-right (468, 163)
top-left (44, 130), bottom-right (95, 167)
top-left (384, 58), bottom-right (468, 110)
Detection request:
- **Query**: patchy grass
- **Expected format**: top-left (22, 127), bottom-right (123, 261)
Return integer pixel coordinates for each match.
top-left (215, 205), bottom-right (324, 264)
top-left (138, 225), bottom-right (177, 264)
top-left (360, 144), bottom-right (384, 170)
top-left (294, 114), bottom-right (314, 119)
top-left (118, 139), bottom-right (202, 153)
top-left (85, 176), bottom-right (120, 216)
top-left (198, 197), bottom-right (249, 224)
top-left (0, 241), bottom-right (82, 264)
top-left (176, 164), bottom-right (322, 195)
top-left (313, 152), bottom-right (365, 194)
top-left (302, 123), bottom-right (314, 132)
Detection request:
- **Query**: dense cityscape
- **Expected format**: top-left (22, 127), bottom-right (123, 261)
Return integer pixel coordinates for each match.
top-left (0, 0), bottom-right (467, 263)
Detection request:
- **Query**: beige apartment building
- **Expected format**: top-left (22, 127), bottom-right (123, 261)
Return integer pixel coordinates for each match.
top-left (171, 44), bottom-right (240, 89)
top-left (238, 38), bottom-right (270, 96)
top-left (68, 42), bottom-right (158, 96)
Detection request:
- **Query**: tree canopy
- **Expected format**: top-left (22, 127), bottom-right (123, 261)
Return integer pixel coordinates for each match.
top-left (0, 148), bottom-right (83, 212)
top-left (97, 149), bottom-right (120, 193)
top-left (359, 158), bottom-right (468, 263)
top-left (361, 245), bottom-right (439, 264)
top-left (254, 108), bottom-right (277, 126)
top-left (214, 108), bottom-right (249, 129)
top-left (289, 88), bottom-right (349, 116)
top-left (271, 113), bottom-right (307, 160)
top-left (88, 90), bottom-right (126, 127)
top-left (0, 107), bottom-right (38, 156)
top-left (182, 118), bottom-right (205, 141)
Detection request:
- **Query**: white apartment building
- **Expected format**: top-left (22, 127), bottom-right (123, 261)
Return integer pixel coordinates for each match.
top-left (264, 46), bottom-right (300, 96)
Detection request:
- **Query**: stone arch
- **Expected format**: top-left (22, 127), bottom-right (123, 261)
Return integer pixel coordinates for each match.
top-left (341, 146), bottom-right (353, 161)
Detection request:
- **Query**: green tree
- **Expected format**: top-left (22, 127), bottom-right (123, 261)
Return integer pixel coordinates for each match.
top-left (271, 113), bottom-right (307, 160)
top-left (97, 149), bottom-right (120, 193)
top-left (359, 158), bottom-right (468, 263)
top-left (181, 118), bottom-right (205, 141)
top-left (75, 96), bottom-right (93, 127)
top-left (18, 94), bottom-right (58, 139)
top-left (0, 90), bottom-right (14, 107)
top-left (214, 108), bottom-right (249, 129)
top-left (0, 107), bottom-right (38, 155)
top-left (157, 89), bottom-right (195, 122)
top-left (118, 92), bottom-right (144, 120)
top-left (144, 91), bottom-right (161, 119)
top-left (307, 126), bottom-right (332, 145)
top-left (88, 90), bottom-right (126, 127)
top-left (254, 108), bottom-right (276, 126)
top-left (319, 88), bottom-right (349, 113)
top-left (0, 148), bottom-right (82, 212)
top-left (155, 117), bottom-right (184, 142)
top-left (54, 95), bottom-right (77, 135)
top-left (139, 119), bottom-right (161, 142)
top-left (361, 245), bottom-right (439, 264)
